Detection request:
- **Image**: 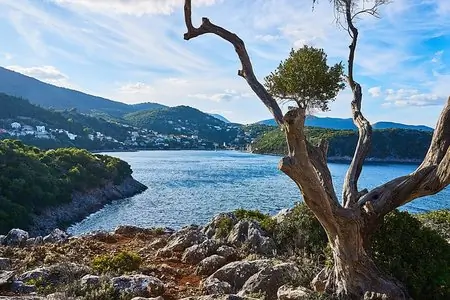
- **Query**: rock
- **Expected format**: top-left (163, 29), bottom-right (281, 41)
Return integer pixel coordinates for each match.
top-left (277, 285), bottom-right (313, 300)
top-left (18, 263), bottom-right (89, 286)
top-left (0, 235), bottom-right (5, 246)
top-left (111, 274), bottom-right (164, 297)
top-left (18, 267), bottom-right (49, 283)
top-left (5, 229), bottom-right (29, 247)
top-left (202, 277), bottom-right (232, 295)
top-left (216, 246), bottom-right (237, 261)
top-left (0, 270), bottom-right (15, 287)
top-left (155, 248), bottom-right (173, 258)
top-left (149, 238), bottom-right (167, 249)
top-left (131, 298), bottom-right (164, 300)
top-left (164, 225), bottom-right (206, 252)
top-left (180, 295), bottom-right (259, 300)
top-left (227, 221), bottom-right (249, 245)
top-left (46, 293), bottom-right (76, 300)
top-left (272, 209), bottom-right (291, 224)
top-left (26, 236), bottom-right (44, 247)
top-left (114, 225), bottom-right (164, 236)
top-left (203, 213), bottom-right (238, 241)
top-left (196, 255), bottom-right (227, 276)
top-left (88, 231), bottom-right (118, 243)
top-left (182, 240), bottom-right (220, 264)
top-left (43, 229), bottom-right (69, 244)
top-left (0, 258), bottom-right (11, 270)
top-left (10, 280), bottom-right (37, 294)
top-left (203, 260), bottom-right (272, 294)
top-left (247, 222), bottom-right (276, 256)
top-left (80, 274), bottom-right (100, 288)
top-left (238, 263), bottom-right (301, 300)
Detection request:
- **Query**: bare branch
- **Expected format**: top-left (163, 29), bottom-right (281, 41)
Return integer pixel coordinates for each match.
top-left (183, 0), bottom-right (284, 125)
top-left (359, 97), bottom-right (450, 217)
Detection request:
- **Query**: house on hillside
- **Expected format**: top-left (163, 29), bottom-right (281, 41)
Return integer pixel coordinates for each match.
top-left (66, 132), bottom-right (77, 140)
top-left (36, 126), bottom-right (46, 133)
top-left (11, 122), bottom-right (21, 129)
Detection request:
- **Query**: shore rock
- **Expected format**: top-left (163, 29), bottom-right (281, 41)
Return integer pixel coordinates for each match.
top-left (0, 258), bottom-right (11, 270)
top-left (5, 229), bottom-right (29, 247)
top-left (0, 270), bottom-right (15, 287)
top-left (43, 229), bottom-right (69, 244)
top-left (216, 246), bottom-right (237, 261)
top-left (277, 285), bottom-right (313, 300)
top-left (80, 274), bottom-right (100, 289)
top-left (203, 277), bottom-right (232, 295)
top-left (164, 225), bottom-right (206, 252)
top-left (182, 240), bottom-right (220, 264)
top-left (181, 295), bottom-right (259, 300)
top-left (18, 267), bottom-right (49, 283)
top-left (111, 274), bottom-right (164, 297)
top-left (26, 236), bottom-right (44, 246)
top-left (0, 235), bottom-right (5, 246)
top-left (10, 280), bottom-right (37, 294)
top-left (196, 255), bottom-right (227, 276)
top-left (227, 221), bottom-right (275, 256)
top-left (203, 213), bottom-right (238, 241)
top-left (238, 263), bottom-right (301, 299)
top-left (203, 260), bottom-right (272, 294)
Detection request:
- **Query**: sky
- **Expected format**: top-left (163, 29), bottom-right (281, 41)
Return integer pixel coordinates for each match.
top-left (0, 0), bottom-right (449, 127)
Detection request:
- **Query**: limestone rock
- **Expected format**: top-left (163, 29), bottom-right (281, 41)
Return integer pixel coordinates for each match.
top-left (216, 245), bottom-right (237, 261)
top-left (0, 258), bottom-right (11, 271)
top-left (0, 235), bottom-right (5, 246)
top-left (111, 274), bottom-right (164, 298)
top-left (238, 263), bottom-right (301, 300)
top-left (182, 239), bottom-right (220, 264)
top-left (202, 278), bottom-right (232, 295)
top-left (18, 267), bottom-right (49, 283)
top-left (180, 295), bottom-right (259, 300)
top-left (203, 260), bottom-right (272, 294)
top-left (226, 221), bottom-right (275, 256)
top-left (277, 285), bottom-right (313, 300)
top-left (203, 213), bottom-right (238, 241)
top-left (26, 236), bottom-right (44, 247)
top-left (10, 280), bottom-right (37, 294)
top-left (80, 274), bottom-right (100, 289)
top-left (43, 229), bottom-right (69, 244)
top-left (164, 225), bottom-right (206, 252)
top-left (196, 255), bottom-right (227, 276)
top-left (0, 270), bottom-right (15, 287)
top-left (5, 229), bottom-right (29, 247)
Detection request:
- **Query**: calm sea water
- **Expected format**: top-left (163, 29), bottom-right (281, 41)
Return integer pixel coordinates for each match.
top-left (68, 151), bottom-right (450, 235)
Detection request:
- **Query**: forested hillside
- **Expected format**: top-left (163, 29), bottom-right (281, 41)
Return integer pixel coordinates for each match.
top-left (0, 139), bottom-right (133, 233)
top-left (252, 127), bottom-right (433, 161)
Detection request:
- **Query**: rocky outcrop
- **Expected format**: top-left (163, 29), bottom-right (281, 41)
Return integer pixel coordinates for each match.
top-left (196, 255), bottom-right (227, 276)
top-left (4, 229), bottom-right (29, 247)
top-left (29, 176), bottom-right (147, 236)
top-left (111, 275), bottom-right (164, 298)
top-left (277, 285), bottom-right (314, 300)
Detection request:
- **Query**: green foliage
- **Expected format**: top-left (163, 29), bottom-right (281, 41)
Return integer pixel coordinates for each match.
top-left (66, 278), bottom-right (131, 300)
top-left (273, 203), bottom-right (328, 257)
top-left (253, 126), bottom-right (432, 160)
top-left (264, 46), bottom-right (345, 111)
top-left (216, 216), bottom-right (234, 239)
top-left (0, 139), bottom-right (132, 233)
top-left (234, 209), bottom-right (277, 234)
top-left (416, 209), bottom-right (450, 240)
top-left (92, 251), bottom-right (142, 275)
top-left (372, 210), bottom-right (450, 300)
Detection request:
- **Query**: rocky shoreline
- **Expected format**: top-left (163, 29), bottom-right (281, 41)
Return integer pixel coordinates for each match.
top-left (28, 176), bottom-right (147, 236)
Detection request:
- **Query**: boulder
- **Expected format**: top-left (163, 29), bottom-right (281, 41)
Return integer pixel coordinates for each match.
top-left (26, 236), bottom-right (44, 247)
top-left (0, 270), bottom-right (15, 287)
top-left (196, 255), bottom-right (227, 276)
top-left (227, 221), bottom-right (249, 245)
top-left (88, 231), bottom-right (118, 243)
top-left (18, 263), bottom-right (89, 286)
top-left (272, 209), bottom-right (291, 224)
top-left (10, 280), bottom-right (37, 294)
top-left (46, 293), bottom-right (76, 300)
top-left (216, 246), bottom-right (237, 261)
top-left (0, 235), bottom-right (5, 246)
top-left (202, 277), bottom-right (232, 295)
top-left (5, 229), bottom-right (29, 247)
top-left (43, 229), bottom-right (69, 244)
top-left (80, 274), bottom-right (100, 289)
top-left (182, 240), bottom-right (220, 264)
top-left (277, 285), bottom-right (314, 300)
top-left (164, 225), bottom-right (206, 252)
top-left (203, 213), bottom-right (238, 241)
top-left (246, 222), bottom-right (276, 256)
top-left (131, 298), bottom-right (164, 300)
top-left (238, 263), bottom-right (301, 300)
top-left (203, 260), bottom-right (271, 294)
top-left (0, 258), bottom-right (11, 270)
top-left (111, 274), bottom-right (164, 298)
top-left (180, 295), bottom-right (259, 300)
top-left (18, 267), bottom-right (49, 283)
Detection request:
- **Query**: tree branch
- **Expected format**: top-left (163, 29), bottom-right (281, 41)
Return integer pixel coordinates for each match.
top-left (342, 2), bottom-right (373, 208)
top-left (359, 97), bottom-right (450, 217)
top-left (183, 0), bottom-right (284, 125)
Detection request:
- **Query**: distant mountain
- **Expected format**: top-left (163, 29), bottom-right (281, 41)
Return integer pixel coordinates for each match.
top-left (0, 67), bottom-right (164, 116)
top-left (130, 102), bottom-right (168, 111)
top-left (257, 115), bottom-right (433, 131)
top-left (210, 114), bottom-right (231, 123)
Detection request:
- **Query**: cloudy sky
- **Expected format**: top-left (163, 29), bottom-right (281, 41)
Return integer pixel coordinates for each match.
top-left (0, 0), bottom-right (449, 126)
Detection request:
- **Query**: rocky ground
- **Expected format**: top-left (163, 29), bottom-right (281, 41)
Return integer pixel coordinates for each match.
top-left (0, 212), bottom-right (322, 300)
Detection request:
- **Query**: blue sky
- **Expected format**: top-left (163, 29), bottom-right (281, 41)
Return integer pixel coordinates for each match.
top-left (0, 0), bottom-right (449, 126)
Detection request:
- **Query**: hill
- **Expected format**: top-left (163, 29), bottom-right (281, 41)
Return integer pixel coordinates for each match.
top-left (210, 114), bottom-right (231, 123)
top-left (257, 116), bottom-right (433, 131)
top-left (0, 139), bottom-right (140, 233)
top-left (252, 127), bottom-right (433, 161)
top-left (0, 67), bottom-right (164, 116)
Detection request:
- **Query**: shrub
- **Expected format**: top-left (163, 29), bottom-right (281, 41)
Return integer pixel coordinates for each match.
top-left (234, 208), bottom-right (277, 234)
top-left (372, 210), bottom-right (450, 300)
top-left (66, 278), bottom-right (131, 300)
top-left (416, 209), bottom-right (450, 241)
top-left (216, 216), bottom-right (234, 239)
top-left (92, 251), bottom-right (141, 275)
top-left (272, 203), bottom-right (328, 257)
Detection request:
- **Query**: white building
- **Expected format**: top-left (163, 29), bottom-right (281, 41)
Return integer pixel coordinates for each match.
top-left (66, 132), bottom-right (77, 140)
top-left (36, 126), bottom-right (46, 133)
top-left (88, 134), bottom-right (94, 141)
top-left (11, 122), bottom-right (21, 129)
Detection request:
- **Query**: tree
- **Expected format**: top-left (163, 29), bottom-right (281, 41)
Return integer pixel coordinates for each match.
top-left (182, 0), bottom-right (450, 298)
top-left (265, 46), bottom-right (345, 111)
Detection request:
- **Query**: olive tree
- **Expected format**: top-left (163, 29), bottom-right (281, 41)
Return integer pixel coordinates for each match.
top-left (264, 46), bottom-right (345, 111)
top-left (182, 0), bottom-right (450, 298)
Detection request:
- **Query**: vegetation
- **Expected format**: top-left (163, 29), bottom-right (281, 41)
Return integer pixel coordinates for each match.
top-left (234, 209), bottom-right (277, 234)
top-left (416, 210), bottom-right (450, 241)
top-left (253, 127), bottom-right (432, 160)
top-left (265, 46), bottom-right (345, 111)
top-left (92, 251), bottom-right (142, 275)
top-left (0, 139), bottom-right (132, 233)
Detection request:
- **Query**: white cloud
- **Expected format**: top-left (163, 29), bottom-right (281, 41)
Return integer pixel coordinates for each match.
top-left (188, 89), bottom-right (252, 103)
top-left (368, 86), bottom-right (382, 97)
top-left (50, 0), bottom-right (219, 16)
top-left (119, 82), bottom-right (154, 94)
top-left (255, 34), bottom-right (282, 42)
top-left (2, 53), bottom-right (13, 60)
top-left (383, 88), bottom-right (444, 107)
top-left (6, 65), bottom-right (73, 87)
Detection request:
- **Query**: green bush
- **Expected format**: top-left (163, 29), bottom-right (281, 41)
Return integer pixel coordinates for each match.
top-left (92, 251), bottom-right (142, 275)
top-left (216, 216), bottom-right (234, 239)
top-left (272, 203), bottom-right (328, 257)
top-left (234, 209), bottom-right (277, 234)
top-left (416, 209), bottom-right (450, 241)
top-left (372, 210), bottom-right (450, 300)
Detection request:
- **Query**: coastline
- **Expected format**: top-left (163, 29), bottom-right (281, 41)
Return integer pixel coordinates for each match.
top-left (28, 176), bottom-right (147, 236)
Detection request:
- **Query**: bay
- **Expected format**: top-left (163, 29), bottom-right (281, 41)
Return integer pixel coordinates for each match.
top-left (68, 150), bottom-right (450, 235)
